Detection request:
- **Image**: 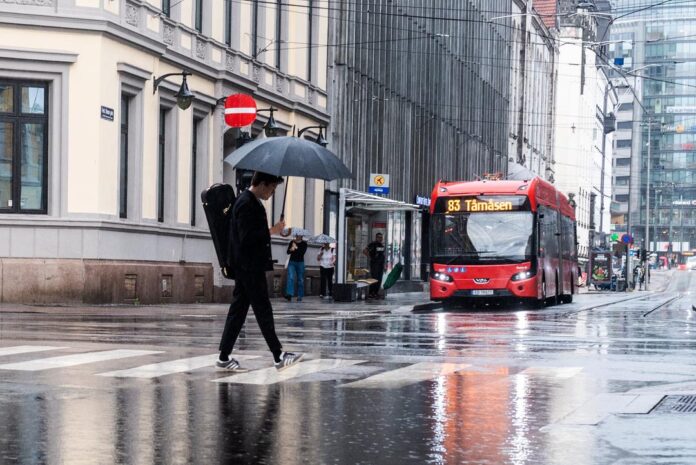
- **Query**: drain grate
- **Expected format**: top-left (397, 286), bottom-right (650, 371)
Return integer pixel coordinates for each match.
top-left (653, 395), bottom-right (696, 413)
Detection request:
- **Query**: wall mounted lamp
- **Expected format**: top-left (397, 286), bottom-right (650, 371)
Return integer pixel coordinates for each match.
top-left (153, 70), bottom-right (194, 110)
top-left (257, 107), bottom-right (280, 137)
top-left (298, 125), bottom-right (328, 147)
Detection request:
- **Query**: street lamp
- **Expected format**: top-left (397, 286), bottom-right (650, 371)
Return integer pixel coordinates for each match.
top-left (153, 70), bottom-right (194, 110)
top-left (257, 107), bottom-right (281, 137)
top-left (298, 125), bottom-right (329, 147)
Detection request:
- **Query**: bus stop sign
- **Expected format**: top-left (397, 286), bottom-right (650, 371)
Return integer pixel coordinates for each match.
top-left (224, 94), bottom-right (257, 128)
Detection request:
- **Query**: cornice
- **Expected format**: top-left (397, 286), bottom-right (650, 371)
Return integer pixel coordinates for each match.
top-left (0, 11), bottom-right (330, 121)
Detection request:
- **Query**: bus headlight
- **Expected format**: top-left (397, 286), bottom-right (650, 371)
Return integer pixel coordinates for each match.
top-left (432, 272), bottom-right (454, 283)
top-left (511, 269), bottom-right (536, 281)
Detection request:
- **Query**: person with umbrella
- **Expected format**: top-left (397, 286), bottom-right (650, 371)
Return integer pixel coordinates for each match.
top-left (363, 232), bottom-right (386, 299)
top-left (284, 229), bottom-right (309, 302)
top-left (313, 234), bottom-right (336, 299)
top-left (217, 172), bottom-right (303, 371)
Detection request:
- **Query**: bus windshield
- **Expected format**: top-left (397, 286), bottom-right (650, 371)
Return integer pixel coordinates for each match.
top-left (431, 212), bottom-right (534, 264)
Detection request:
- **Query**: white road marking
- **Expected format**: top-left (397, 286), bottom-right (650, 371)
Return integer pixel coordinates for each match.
top-left (340, 362), bottom-right (470, 389)
top-left (0, 346), bottom-right (66, 357)
top-left (519, 367), bottom-right (583, 379)
top-left (0, 349), bottom-right (162, 371)
top-left (213, 358), bottom-right (365, 385)
top-left (97, 354), bottom-right (260, 378)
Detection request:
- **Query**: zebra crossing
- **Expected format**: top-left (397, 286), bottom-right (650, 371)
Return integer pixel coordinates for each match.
top-left (0, 345), bottom-right (584, 388)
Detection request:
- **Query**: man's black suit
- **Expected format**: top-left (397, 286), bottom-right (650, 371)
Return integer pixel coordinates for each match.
top-left (218, 190), bottom-right (282, 357)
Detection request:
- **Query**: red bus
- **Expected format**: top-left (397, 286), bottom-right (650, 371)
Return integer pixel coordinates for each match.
top-left (429, 178), bottom-right (578, 307)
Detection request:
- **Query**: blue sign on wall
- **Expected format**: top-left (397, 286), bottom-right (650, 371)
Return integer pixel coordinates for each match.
top-left (368, 186), bottom-right (389, 194)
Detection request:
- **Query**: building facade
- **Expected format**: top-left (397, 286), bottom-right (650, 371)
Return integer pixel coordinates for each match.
top-left (553, 1), bottom-right (617, 264)
top-left (507, 0), bottom-right (558, 181)
top-left (0, 0), bottom-right (330, 303)
top-left (610, 0), bottom-right (696, 262)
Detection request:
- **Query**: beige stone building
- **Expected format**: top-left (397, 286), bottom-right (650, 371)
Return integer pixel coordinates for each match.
top-left (0, 0), bottom-right (330, 303)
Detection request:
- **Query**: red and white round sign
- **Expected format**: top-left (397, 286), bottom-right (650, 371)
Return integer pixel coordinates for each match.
top-left (224, 94), bottom-right (257, 128)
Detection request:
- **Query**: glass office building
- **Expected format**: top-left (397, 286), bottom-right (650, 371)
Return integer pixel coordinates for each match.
top-left (611, 1), bottom-right (696, 262)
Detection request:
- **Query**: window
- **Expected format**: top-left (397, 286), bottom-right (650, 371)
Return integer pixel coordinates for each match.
top-left (120, 94), bottom-right (131, 218)
top-left (158, 108), bottom-right (168, 223)
top-left (616, 139), bottom-right (632, 148)
top-left (617, 121), bottom-right (633, 130)
top-left (275, 0), bottom-right (282, 69)
top-left (0, 81), bottom-right (48, 214)
top-left (616, 158), bottom-right (630, 166)
top-left (307, 0), bottom-right (313, 81)
top-left (162, 0), bottom-right (170, 17)
top-left (252, 0), bottom-right (259, 58)
top-left (195, 0), bottom-right (202, 33)
top-left (616, 176), bottom-right (629, 186)
top-left (224, 0), bottom-right (232, 46)
top-left (615, 194), bottom-right (629, 202)
top-left (191, 117), bottom-right (201, 226)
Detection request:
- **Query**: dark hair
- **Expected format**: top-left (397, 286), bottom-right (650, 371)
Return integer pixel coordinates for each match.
top-left (376, 232), bottom-right (383, 237)
top-left (251, 171), bottom-right (284, 187)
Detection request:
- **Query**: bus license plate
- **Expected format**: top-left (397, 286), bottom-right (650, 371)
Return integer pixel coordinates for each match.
top-left (471, 290), bottom-right (494, 296)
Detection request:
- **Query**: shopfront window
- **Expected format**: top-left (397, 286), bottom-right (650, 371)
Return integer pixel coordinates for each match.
top-left (0, 81), bottom-right (48, 214)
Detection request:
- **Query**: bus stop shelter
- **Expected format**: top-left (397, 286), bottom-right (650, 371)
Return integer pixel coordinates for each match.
top-left (337, 188), bottom-right (421, 285)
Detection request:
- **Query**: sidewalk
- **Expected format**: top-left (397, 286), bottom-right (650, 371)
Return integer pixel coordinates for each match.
top-left (0, 291), bottom-right (433, 317)
top-left (580, 269), bottom-right (674, 295)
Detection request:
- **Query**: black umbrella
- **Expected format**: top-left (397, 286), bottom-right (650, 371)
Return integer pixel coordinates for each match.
top-left (224, 136), bottom-right (353, 225)
top-left (224, 136), bottom-right (353, 181)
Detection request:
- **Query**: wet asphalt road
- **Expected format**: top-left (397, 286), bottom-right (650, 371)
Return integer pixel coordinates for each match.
top-left (0, 270), bottom-right (695, 465)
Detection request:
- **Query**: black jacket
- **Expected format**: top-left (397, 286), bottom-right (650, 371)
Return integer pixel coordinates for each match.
top-left (286, 240), bottom-right (307, 262)
top-left (228, 190), bottom-right (274, 273)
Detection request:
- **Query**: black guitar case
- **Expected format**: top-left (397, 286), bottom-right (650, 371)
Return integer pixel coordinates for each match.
top-left (201, 184), bottom-right (236, 279)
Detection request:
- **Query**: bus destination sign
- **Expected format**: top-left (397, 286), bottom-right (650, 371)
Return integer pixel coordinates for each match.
top-left (436, 196), bottom-right (528, 214)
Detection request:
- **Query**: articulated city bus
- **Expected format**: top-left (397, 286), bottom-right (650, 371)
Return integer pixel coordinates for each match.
top-left (429, 178), bottom-right (578, 307)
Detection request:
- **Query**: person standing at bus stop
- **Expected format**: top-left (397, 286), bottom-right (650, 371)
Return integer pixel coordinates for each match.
top-left (364, 232), bottom-right (386, 299)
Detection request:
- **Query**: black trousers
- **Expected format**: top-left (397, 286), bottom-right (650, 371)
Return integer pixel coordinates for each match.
top-left (369, 261), bottom-right (384, 296)
top-left (218, 270), bottom-right (282, 356)
top-left (319, 266), bottom-right (334, 296)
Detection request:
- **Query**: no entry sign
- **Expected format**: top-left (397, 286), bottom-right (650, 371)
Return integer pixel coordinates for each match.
top-left (224, 94), bottom-right (257, 127)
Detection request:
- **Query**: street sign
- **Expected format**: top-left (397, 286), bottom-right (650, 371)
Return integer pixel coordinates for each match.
top-left (368, 173), bottom-right (390, 194)
top-left (621, 233), bottom-right (633, 244)
top-left (224, 94), bottom-right (257, 128)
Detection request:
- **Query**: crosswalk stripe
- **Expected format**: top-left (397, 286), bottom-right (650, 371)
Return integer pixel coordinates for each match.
top-left (213, 358), bottom-right (365, 385)
top-left (97, 354), bottom-right (260, 378)
top-left (0, 349), bottom-right (162, 371)
top-left (519, 367), bottom-right (583, 379)
top-left (340, 362), bottom-right (470, 389)
top-left (0, 346), bottom-right (66, 357)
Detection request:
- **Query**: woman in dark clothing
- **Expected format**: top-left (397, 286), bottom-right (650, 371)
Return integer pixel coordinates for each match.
top-left (285, 235), bottom-right (307, 301)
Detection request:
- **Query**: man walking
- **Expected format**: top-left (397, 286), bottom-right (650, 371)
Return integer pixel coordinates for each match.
top-left (363, 232), bottom-right (386, 299)
top-left (217, 171), bottom-right (303, 371)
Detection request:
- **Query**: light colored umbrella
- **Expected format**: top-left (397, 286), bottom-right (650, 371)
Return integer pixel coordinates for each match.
top-left (283, 227), bottom-right (312, 237)
top-left (309, 233), bottom-right (336, 245)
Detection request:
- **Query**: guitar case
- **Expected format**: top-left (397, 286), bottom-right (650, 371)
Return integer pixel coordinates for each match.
top-left (201, 183), bottom-right (236, 279)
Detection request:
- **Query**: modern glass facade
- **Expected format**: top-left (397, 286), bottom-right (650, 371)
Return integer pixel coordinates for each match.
top-left (611, 1), bottom-right (696, 261)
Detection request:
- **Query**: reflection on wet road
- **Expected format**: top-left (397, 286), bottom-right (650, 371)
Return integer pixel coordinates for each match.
top-left (0, 271), bottom-right (695, 464)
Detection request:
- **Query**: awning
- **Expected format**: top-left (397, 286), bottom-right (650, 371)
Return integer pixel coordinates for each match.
top-left (341, 188), bottom-right (420, 212)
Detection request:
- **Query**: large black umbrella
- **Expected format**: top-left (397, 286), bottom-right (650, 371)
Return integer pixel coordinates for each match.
top-left (224, 136), bottom-right (353, 181)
